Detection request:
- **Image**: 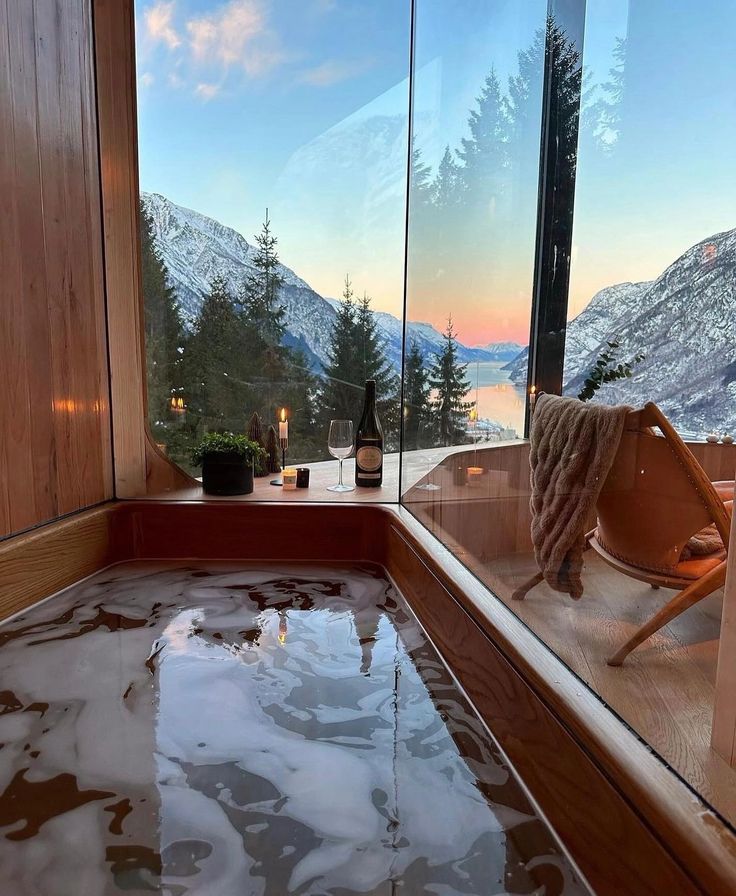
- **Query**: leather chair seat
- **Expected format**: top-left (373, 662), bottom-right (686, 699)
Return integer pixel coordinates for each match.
top-left (672, 549), bottom-right (728, 580)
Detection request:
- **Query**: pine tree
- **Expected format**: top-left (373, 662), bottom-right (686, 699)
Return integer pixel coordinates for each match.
top-left (184, 275), bottom-right (252, 432)
top-left (506, 17), bottom-right (582, 185)
top-left (594, 36), bottom-right (626, 151)
top-left (403, 338), bottom-right (431, 451)
top-left (355, 291), bottom-right (400, 448)
top-left (139, 200), bottom-right (184, 425)
top-left (317, 276), bottom-right (360, 426)
top-left (239, 209), bottom-right (286, 348)
top-left (432, 146), bottom-right (461, 210)
top-left (457, 67), bottom-right (509, 211)
top-left (410, 145), bottom-right (434, 213)
top-left (428, 318), bottom-right (473, 447)
top-left (234, 211), bottom-right (317, 460)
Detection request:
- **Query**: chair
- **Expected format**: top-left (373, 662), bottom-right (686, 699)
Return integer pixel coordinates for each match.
top-left (513, 402), bottom-right (733, 666)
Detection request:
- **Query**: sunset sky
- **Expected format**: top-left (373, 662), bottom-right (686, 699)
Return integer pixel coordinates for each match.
top-left (136, 0), bottom-right (736, 347)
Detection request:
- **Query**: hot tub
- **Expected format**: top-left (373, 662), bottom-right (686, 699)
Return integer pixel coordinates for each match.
top-left (0, 558), bottom-right (588, 895)
top-left (0, 500), bottom-right (726, 895)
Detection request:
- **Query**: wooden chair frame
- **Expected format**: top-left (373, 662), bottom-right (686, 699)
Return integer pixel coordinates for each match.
top-left (514, 403), bottom-right (732, 666)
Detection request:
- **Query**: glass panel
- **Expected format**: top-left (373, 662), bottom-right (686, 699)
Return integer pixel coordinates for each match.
top-left (135, 0), bottom-right (409, 492)
top-left (564, 0), bottom-right (736, 440)
top-left (400, 0), bottom-right (547, 495)
top-left (402, 0), bottom-right (736, 830)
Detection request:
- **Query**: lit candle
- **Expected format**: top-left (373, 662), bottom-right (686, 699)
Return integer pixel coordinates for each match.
top-left (170, 396), bottom-right (186, 415)
top-left (467, 466), bottom-right (484, 486)
top-left (529, 385), bottom-right (537, 414)
top-left (279, 407), bottom-right (288, 441)
top-left (282, 467), bottom-right (297, 490)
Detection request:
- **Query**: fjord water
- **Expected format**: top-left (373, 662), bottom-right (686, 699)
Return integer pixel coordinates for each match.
top-left (0, 562), bottom-right (589, 895)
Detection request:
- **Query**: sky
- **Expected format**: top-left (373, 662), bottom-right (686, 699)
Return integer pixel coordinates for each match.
top-left (136, 0), bottom-right (736, 347)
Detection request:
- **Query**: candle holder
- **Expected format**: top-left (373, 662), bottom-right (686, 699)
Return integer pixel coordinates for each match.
top-left (270, 437), bottom-right (288, 486)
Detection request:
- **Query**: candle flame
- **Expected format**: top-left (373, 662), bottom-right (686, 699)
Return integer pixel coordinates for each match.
top-left (530, 385), bottom-right (536, 397)
top-left (170, 396), bottom-right (185, 412)
top-left (279, 407), bottom-right (287, 422)
top-left (469, 407), bottom-right (478, 423)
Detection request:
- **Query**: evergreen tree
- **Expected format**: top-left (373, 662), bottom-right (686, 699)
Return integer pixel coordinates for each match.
top-left (456, 67), bottom-right (509, 211)
top-left (410, 145), bottom-right (434, 213)
top-left (234, 210), bottom-right (318, 460)
top-left (139, 200), bottom-right (184, 424)
top-left (355, 291), bottom-right (400, 448)
top-left (317, 276), bottom-right (361, 426)
top-left (402, 338), bottom-right (431, 451)
top-left (506, 17), bottom-right (582, 182)
top-left (355, 293), bottom-right (398, 399)
top-left (428, 317), bottom-right (473, 447)
top-left (432, 146), bottom-right (462, 210)
top-left (184, 275), bottom-right (252, 432)
top-left (593, 36), bottom-right (626, 151)
top-left (239, 209), bottom-right (286, 348)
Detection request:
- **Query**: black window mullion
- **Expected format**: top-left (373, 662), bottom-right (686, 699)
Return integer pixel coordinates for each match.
top-left (525, 0), bottom-right (587, 435)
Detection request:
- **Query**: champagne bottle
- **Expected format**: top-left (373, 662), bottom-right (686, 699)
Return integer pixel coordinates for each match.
top-left (355, 380), bottom-right (383, 487)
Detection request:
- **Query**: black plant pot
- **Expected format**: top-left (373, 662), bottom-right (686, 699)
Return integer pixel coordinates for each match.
top-left (201, 452), bottom-right (254, 496)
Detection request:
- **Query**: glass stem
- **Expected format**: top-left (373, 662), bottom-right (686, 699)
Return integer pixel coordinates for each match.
top-left (338, 458), bottom-right (344, 487)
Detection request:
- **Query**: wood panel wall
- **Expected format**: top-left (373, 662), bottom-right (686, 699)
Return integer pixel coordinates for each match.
top-left (0, 0), bottom-right (113, 539)
top-left (93, 0), bottom-right (195, 498)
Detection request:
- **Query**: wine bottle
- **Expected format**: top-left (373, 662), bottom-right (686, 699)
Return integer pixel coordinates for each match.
top-left (355, 380), bottom-right (384, 487)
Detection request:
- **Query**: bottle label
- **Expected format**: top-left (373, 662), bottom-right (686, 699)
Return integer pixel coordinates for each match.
top-left (357, 446), bottom-right (382, 472)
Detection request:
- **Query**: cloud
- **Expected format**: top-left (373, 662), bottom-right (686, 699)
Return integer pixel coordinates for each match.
top-left (145, 1), bottom-right (181, 49)
top-left (195, 82), bottom-right (221, 100)
top-left (139, 71), bottom-right (155, 88)
top-left (168, 72), bottom-right (185, 88)
top-left (300, 58), bottom-right (373, 88)
top-left (186, 0), bottom-right (282, 76)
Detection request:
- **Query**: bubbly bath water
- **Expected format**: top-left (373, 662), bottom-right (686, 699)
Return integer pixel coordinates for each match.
top-left (0, 561), bottom-right (590, 895)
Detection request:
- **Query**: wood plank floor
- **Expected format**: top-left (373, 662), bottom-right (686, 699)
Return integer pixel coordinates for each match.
top-left (468, 549), bottom-right (736, 826)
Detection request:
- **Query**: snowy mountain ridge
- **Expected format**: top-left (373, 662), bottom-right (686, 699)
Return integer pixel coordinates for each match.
top-left (143, 192), bottom-right (508, 373)
top-left (503, 227), bottom-right (736, 434)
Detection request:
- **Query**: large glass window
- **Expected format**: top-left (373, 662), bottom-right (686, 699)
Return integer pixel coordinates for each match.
top-left (135, 0), bottom-right (736, 829)
top-left (135, 0), bottom-right (410, 480)
top-left (400, 0), bottom-right (547, 494)
top-left (400, 0), bottom-right (736, 831)
top-left (561, 0), bottom-right (736, 438)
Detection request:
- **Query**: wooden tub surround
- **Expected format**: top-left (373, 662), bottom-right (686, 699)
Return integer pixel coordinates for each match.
top-left (2, 500), bottom-right (736, 895)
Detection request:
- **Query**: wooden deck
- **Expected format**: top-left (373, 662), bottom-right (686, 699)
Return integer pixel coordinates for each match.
top-left (468, 548), bottom-right (736, 827)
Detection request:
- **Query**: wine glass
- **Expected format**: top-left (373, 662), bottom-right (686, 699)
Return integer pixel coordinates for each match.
top-left (327, 419), bottom-right (355, 493)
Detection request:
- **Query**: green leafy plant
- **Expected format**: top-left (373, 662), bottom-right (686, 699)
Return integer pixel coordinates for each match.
top-left (577, 339), bottom-right (645, 402)
top-left (191, 432), bottom-right (265, 468)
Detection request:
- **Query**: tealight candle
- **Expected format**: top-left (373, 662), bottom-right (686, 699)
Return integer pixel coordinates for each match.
top-left (282, 467), bottom-right (297, 490)
top-left (467, 466), bottom-right (484, 486)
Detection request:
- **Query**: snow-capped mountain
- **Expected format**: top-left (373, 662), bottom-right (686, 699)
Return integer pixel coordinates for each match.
top-left (504, 228), bottom-right (736, 434)
top-left (476, 341), bottom-right (525, 361)
top-left (143, 192), bottom-right (501, 372)
top-left (563, 229), bottom-right (736, 434)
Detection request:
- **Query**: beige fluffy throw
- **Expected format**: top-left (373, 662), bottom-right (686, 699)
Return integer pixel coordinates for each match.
top-left (529, 394), bottom-right (631, 600)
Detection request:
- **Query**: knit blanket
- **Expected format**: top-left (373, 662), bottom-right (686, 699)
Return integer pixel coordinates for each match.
top-left (529, 394), bottom-right (631, 600)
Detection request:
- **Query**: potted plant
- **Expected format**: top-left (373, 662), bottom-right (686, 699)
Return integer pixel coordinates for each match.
top-left (191, 432), bottom-right (265, 496)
